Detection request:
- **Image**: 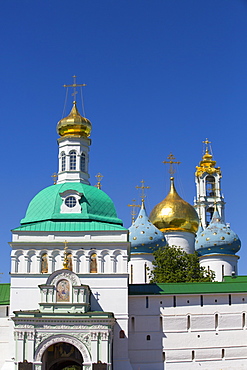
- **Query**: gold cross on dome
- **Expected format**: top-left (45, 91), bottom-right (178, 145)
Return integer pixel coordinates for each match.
top-left (203, 138), bottom-right (211, 154)
top-left (63, 75), bottom-right (86, 102)
top-left (136, 180), bottom-right (150, 203)
top-left (51, 172), bottom-right (57, 185)
top-left (128, 199), bottom-right (141, 224)
top-left (163, 153), bottom-right (181, 175)
top-left (95, 173), bottom-right (103, 189)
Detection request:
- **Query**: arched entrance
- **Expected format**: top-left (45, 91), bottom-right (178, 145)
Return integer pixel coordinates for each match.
top-left (42, 342), bottom-right (83, 370)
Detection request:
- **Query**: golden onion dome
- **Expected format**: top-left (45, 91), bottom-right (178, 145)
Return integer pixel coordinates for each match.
top-left (57, 101), bottom-right (92, 137)
top-left (149, 177), bottom-right (199, 234)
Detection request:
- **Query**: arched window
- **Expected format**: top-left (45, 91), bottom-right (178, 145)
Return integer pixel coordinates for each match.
top-left (80, 153), bottom-right (86, 172)
top-left (206, 206), bottom-right (214, 225)
top-left (56, 279), bottom-right (70, 302)
top-left (67, 253), bottom-right (73, 271)
top-left (119, 330), bottom-right (125, 338)
top-left (41, 253), bottom-right (48, 273)
top-left (69, 150), bottom-right (77, 170)
top-left (206, 176), bottom-right (215, 197)
top-left (61, 152), bottom-right (66, 172)
top-left (146, 335), bottom-right (151, 341)
top-left (90, 253), bottom-right (97, 273)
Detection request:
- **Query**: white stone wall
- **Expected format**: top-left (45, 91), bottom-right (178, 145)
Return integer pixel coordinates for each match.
top-left (129, 293), bottom-right (247, 370)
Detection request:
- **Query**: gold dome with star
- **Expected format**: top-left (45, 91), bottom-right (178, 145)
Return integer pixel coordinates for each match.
top-left (149, 177), bottom-right (199, 234)
top-left (57, 101), bottom-right (92, 137)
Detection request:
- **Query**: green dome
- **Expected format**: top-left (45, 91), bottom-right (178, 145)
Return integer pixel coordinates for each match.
top-left (21, 182), bottom-right (123, 226)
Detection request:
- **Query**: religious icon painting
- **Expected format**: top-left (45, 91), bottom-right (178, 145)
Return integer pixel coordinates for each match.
top-left (56, 279), bottom-right (70, 302)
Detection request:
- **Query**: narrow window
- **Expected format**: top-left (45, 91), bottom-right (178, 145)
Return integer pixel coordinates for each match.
top-left (192, 350), bottom-right (195, 361)
top-left (131, 317), bottom-right (135, 331)
top-left (69, 150), bottom-right (77, 170)
top-left (130, 264), bottom-right (133, 284)
top-left (206, 207), bottom-right (214, 225)
top-left (200, 295), bottom-right (203, 307)
top-left (222, 265), bottom-right (225, 281)
top-left (242, 313), bottom-right (246, 328)
top-left (119, 330), bottom-right (125, 338)
top-left (41, 253), bottom-right (48, 273)
top-left (187, 315), bottom-right (191, 330)
top-left (163, 352), bottom-right (165, 362)
top-left (6, 306), bottom-right (9, 317)
top-left (206, 176), bottom-right (215, 197)
top-left (229, 294), bottom-right (232, 306)
top-left (222, 349), bottom-right (225, 359)
top-left (173, 296), bottom-right (176, 308)
top-left (90, 253), bottom-right (97, 273)
top-left (160, 316), bottom-right (163, 329)
top-left (146, 296), bottom-right (149, 308)
top-left (215, 313), bottom-right (219, 329)
top-left (80, 153), bottom-right (86, 172)
top-left (61, 152), bottom-right (66, 171)
top-left (146, 335), bottom-right (151, 341)
top-left (144, 263), bottom-right (147, 283)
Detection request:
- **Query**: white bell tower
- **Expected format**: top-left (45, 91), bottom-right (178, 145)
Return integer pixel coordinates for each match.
top-left (194, 139), bottom-right (225, 229)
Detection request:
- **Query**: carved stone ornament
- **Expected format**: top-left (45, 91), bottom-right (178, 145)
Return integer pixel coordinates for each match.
top-left (48, 271), bottom-right (80, 286)
top-left (35, 334), bottom-right (91, 363)
top-left (16, 325), bottom-right (35, 329)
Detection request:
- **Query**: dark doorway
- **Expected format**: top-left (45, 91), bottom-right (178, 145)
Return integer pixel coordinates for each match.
top-left (42, 342), bottom-right (83, 370)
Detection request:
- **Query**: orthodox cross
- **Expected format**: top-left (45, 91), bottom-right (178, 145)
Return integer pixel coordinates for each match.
top-left (63, 75), bottom-right (86, 102)
top-left (95, 173), bottom-right (103, 189)
top-left (203, 138), bottom-right (211, 154)
top-left (163, 153), bottom-right (180, 175)
top-left (51, 172), bottom-right (57, 185)
top-left (127, 199), bottom-right (141, 224)
top-left (62, 240), bottom-right (69, 269)
top-left (95, 291), bottom-right (100, 301)
top-left (136, 180), bottom-right (150, 204)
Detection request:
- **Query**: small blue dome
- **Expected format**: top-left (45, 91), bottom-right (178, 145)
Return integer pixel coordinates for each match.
top-left (195, 209), bottom-right (241, 256)
top-left (129, 202), bottom-right (166, 254)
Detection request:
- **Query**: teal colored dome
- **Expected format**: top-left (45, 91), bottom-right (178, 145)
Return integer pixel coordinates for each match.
top-left (21, 182), bottom-right (123, 226)
top-left (195, 209), bottom-right (241, 256)
top-left (129, 202), bottom-right (166, 254)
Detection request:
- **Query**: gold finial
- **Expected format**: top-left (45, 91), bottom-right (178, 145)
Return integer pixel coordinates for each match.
top-left (163, 153), bottom-right (181, 176)
top-left (51, 173), bottom-right (58, 185)
top-left (63, 240), bottom-right (69, 269)
top-left (95, 173), bottom-right (103, 189)
top-left (63, 75), bottom-right (86, 103)
top-left (202, 138), bottom-right (211, 154)
top-left (136, 180), bottom-right (150, 204)
top-left (127, 199), bottom-right (141, 224)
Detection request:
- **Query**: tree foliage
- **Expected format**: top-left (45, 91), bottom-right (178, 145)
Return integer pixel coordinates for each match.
top-left (149, 245), bottom-right (215, 283)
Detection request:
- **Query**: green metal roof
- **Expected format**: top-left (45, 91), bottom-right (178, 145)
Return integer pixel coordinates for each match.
top-left (19, 182), bottom-right (123, 228)
top-left (129, 276), bottom-right (247, 295)
top-left (14, 220), bottom-right (126, 232)
top-left (0, 284), bottom-right (10, 305)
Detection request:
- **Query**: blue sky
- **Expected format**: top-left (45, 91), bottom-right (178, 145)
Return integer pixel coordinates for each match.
top-left (1, 0), bottom-right (247, 282)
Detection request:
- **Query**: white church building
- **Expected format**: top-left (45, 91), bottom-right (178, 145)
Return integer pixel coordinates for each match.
top-left (0, 85), bottom-right (245, 370)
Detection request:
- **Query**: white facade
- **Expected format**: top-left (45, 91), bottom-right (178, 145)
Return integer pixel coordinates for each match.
top-left (57, 135), bottom-right (91, 184)
top-left (200, 254), bottom-right (239, 282)
top-left (129, 254), bottom-right (154, 284)
top-left (164, 231), bottom-right (195, 254)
